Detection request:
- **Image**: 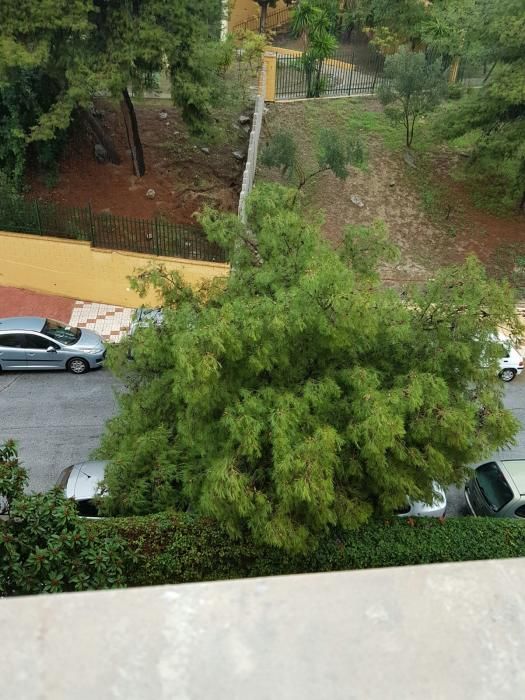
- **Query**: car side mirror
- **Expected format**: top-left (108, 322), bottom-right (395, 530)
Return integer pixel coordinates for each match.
top-left (46, 346), bottom-right (57, 353)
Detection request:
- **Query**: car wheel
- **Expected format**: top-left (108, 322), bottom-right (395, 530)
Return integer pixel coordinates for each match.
top-left (67, 358), bottom-right (89, 374)
top-left (499, 368), bottom-right (516, 382)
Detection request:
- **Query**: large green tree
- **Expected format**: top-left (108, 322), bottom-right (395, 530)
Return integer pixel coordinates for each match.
top-left (99, 183), bottom-right (519, 552)
top-left (436, 0), bottom-right (525, 211)
top-left (378, 47), bottom-right (447, 147)
top-left (0, 0), bottom-right (223, 181)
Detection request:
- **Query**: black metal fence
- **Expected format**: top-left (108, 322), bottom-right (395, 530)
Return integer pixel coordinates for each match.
top-left (275, 50), bottom-right (386, 100)
top-left (233, 7), bottom-right (291, 34)
top-left (0, 196), bottom-right (227, 263)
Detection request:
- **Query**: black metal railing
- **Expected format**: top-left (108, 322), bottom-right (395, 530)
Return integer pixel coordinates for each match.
top-left (233, 6), bottom-right (291, 34)
top-left (275, 50), bottom-right (386, 100)
top-left (0, 196), bottom-right (227, 263)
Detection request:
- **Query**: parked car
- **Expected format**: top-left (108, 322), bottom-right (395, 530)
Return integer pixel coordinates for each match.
top-left (465, 459), bottom-right (525, 518)
top-left (129, 307), bottom-right (164, 336)
top-left (395, 482), bottom-right (447, 518)
top-left (496, 333), bottom-right (523, 382)
top-left (0, 317), bottom-right (105, 374)
top-left (56, 460), bottom-right (107, 517)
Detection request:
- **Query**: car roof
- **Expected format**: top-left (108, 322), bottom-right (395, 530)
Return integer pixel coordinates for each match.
top-left (0, 316), bottom-right (46, 332)
top-left (501, 460), bottom-right (525, 495)
top-left (65, 460), bottom-right (107, 501)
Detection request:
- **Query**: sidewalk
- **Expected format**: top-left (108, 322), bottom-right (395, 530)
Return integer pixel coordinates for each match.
top-left (0, 286), bottom-right (134, 342)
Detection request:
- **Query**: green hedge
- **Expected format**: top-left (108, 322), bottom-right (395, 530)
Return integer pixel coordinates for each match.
top-left (91, 514), bottom-right (525, 588)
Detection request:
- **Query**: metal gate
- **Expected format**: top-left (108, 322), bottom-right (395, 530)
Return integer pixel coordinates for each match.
top-left (275, 51), bottom-right (385, 100)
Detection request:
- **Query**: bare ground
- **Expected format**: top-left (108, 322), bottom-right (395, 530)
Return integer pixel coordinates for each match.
top-left (259, 99), bottom-right (525, 287)
top-left (27, 99), bottom-right (249, 224)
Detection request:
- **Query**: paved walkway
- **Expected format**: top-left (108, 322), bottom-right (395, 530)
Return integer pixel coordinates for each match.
top-left (0, 286), bottom-right (134, 342)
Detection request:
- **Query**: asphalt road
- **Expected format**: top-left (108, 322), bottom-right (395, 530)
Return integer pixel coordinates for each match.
top-left (0, 368), bottom-right (119, 493)
top-left (0, 367), bottom-right (524, 508)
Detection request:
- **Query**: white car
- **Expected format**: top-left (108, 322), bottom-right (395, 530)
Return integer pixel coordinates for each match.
top-left (56, 460), bottom-right (107, 517)
top-left (496, 333), bottom-right (523, 382)
top-left (395, 483), bottom-right (447, 518)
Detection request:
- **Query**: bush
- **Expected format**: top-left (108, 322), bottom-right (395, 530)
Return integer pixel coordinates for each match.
top-left (91, 512), bottom-right (525, 588)
top-left (0, 441), bottom-right (128, 596)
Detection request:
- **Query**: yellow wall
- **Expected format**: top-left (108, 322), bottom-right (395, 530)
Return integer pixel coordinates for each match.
top-left (229, 0), bottom-right (287, 30)
top-left (0, 231), bottom-right (229, 307)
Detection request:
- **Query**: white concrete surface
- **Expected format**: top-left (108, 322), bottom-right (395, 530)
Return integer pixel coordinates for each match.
top-left (2, 558), bottom-right (525, 699)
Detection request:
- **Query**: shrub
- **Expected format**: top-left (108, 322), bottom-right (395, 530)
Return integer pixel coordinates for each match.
top-left (0, 441), bottom-right (128, 596)
top-left (91, 512), bottom-right (525, 588)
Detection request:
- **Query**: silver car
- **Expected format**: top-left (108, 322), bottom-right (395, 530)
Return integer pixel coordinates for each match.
top-left (0, 316), bottom-right (105, 374)
top-left (465, 459), bottom-right (525, 518)
top-left (56, 460), bottom-right (107, 517)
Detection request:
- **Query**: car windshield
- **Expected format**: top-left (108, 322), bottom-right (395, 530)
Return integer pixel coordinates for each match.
top-left (475, 462), bottom-right (514, 512)
top-left (41, 318), bottom-right (81, 346)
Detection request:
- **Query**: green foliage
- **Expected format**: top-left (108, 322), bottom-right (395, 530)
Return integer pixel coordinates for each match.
top-left (378, 47), bottom-right (448, 147)
top-left (260, 131), bottom-right (298, 177)
top-left (421, 0), bottom-right (486, 60)
top-left (0, 441), bottom-right (127, 596)
top-left (350, 0), bottom-right (427, 46)
top-left (436, 0), bottom-right (525, 210)
top-left (340, 221), bottom-right (399, 277)
top-left (260, 128), bottom-right (363, 191)
top-left (92, 512), bottom-right (525, 588)
top-left (291, 0), bottom-right (339, 97)
top-left (99, 183), bottom-right (520, 552)
top-left (0, 0), bottom-right (226, 180)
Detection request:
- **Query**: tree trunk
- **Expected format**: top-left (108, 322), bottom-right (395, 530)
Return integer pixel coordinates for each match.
top-left (81, 109), bottom-right (121, 165)
top-left (120, 88), bottom-right (145, 177)
top-left (448, 57), bottom-right (460, 84)
top-left (520, 188), bottom-right (525, 213)
top-left (259, 2), bottom-right (268, 33)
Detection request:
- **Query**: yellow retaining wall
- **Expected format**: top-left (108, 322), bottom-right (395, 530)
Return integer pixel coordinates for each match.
top-left (0, 231), bottom-right (229, 307)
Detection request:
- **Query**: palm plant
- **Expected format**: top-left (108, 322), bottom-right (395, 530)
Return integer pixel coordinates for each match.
top-left (291, 0), bottom-right (338, 96)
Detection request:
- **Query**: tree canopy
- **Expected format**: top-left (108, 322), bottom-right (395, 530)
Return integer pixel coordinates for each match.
top-left (260, 127), bottom-right (364, 192)
top-left (434, 0), bottom-right (525, 210)
top-left (378, 47), bottom-right (447, 147)
top-left (99, 183), bottom-right (519, 552)
top-left (0, 0), bottom-right (223, 182)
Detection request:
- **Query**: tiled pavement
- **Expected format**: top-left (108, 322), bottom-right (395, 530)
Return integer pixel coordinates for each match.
top-left (69, 301), bottom-right (134, 343)
top-left (0, 286), bottom-right (134, 343)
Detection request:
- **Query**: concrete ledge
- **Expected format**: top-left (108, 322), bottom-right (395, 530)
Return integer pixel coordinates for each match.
top-left (2, 558), bottom-right (525, 699)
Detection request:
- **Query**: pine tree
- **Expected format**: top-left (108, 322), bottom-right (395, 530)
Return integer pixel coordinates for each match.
top-left (99, 183), bottom-right (520, 551)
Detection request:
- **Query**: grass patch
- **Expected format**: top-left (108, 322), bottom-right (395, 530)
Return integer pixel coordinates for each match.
top-left (301, 98), bottom-right (404, 150)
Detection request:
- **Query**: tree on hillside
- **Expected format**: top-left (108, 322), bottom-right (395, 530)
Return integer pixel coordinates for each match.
top-left (435, 0), bottom-right (525, 211)
top-left (0, 0), bottom-right (223, 181)
top-left (378, 47), bottom-right (447, 147)
top-left (252, 0), bottom-right (278, 33)
top-left (260, 128), bottom-right (364, 194)
top-left (350, 0), bottom-right (428, 48)
top-left (0, 1), bottom-right (98, 184)
top-left (0, 441), bottom-right (126, 596)
top-left (98, 183), bottom-right (520, 552)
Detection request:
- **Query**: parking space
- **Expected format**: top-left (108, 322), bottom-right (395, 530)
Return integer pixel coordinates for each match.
top-left (0, 368), bottom-right (119, 493)
top-left (0, 364), bottom-right (523, 506)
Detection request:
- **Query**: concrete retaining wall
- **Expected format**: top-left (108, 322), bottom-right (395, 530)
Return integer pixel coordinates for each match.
top-left (0, 231), bottom-right (229, 307)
